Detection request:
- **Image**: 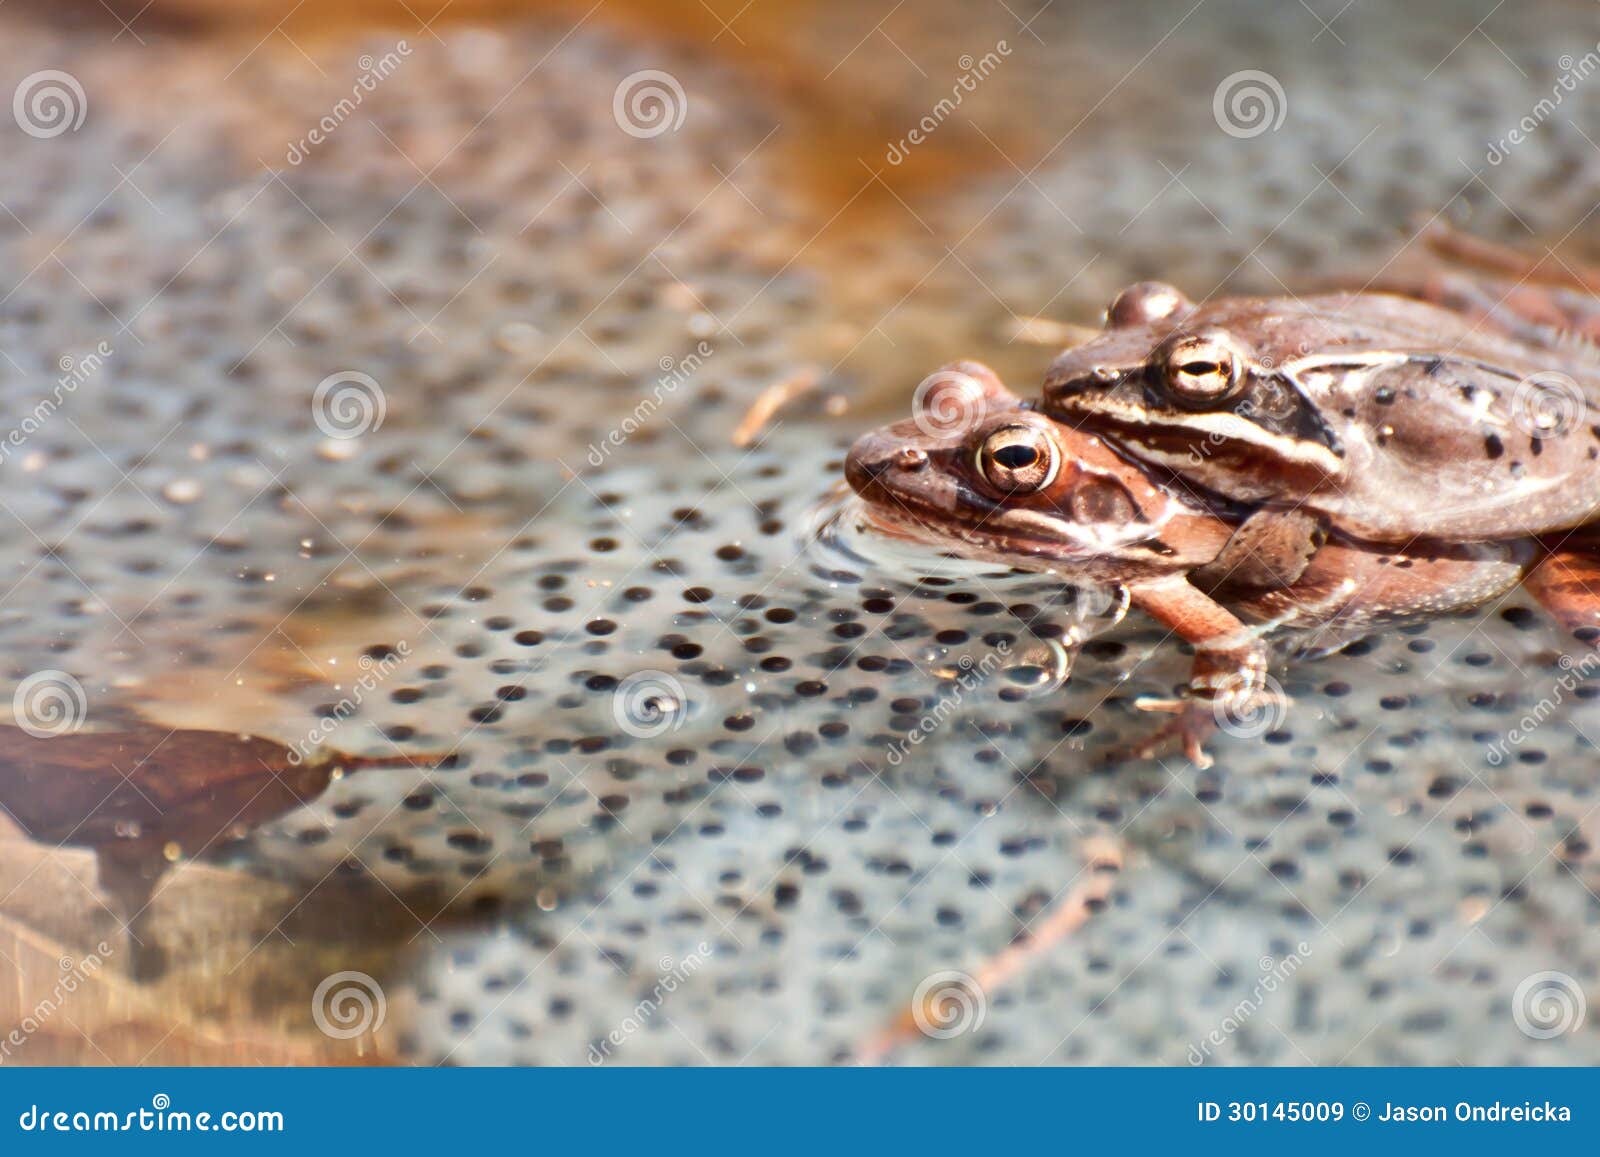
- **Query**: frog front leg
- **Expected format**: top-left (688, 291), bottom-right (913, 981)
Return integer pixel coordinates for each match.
top-left (1111, 575), bottom-right (1282, 767)
top-left (1191, 507), bottom-right (1328, 592)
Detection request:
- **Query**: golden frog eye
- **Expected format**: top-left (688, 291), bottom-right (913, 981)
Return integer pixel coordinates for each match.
top-left (1158, 330), bottom-right (1247, 407)
top-left (977, 424), bottom-right (1059, 494)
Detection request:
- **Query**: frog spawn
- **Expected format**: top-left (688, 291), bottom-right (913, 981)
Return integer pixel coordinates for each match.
top-left (0, 8), bottom-right (1596, 1066)
top-left (377, 448), bottom-right (1600, 1065)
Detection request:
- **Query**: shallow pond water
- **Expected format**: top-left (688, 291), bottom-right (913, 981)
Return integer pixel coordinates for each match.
top-left (0, 0), bottom-right (1598, 1065)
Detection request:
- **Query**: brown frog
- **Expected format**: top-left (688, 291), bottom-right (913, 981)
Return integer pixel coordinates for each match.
top-left (844, 361), bottom-right (1598, 763)
top-left (1039, 232), bottom-right (1600, 576)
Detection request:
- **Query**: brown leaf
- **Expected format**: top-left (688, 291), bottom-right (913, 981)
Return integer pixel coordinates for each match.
top-left (0, 724), bottom-right (445, 979)
top-left (0, 723), bottom-right (441, 862)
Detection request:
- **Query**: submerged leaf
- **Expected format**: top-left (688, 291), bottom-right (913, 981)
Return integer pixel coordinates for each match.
top-left (0, 724), bottom-right (442, 860)
top-left (0, 725), bottom-right (445, 979)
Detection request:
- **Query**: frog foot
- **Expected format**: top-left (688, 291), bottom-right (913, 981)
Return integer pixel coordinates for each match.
top-left (1113, 696), bottom-right (1221, 767)
top-left (1112, 674), bottom-right (1291, 768)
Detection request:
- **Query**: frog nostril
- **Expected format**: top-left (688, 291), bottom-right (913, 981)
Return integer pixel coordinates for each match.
top-left (844, 443), bottom-right (904, 495)
top-left (894, 448), bottom-right (929, 471)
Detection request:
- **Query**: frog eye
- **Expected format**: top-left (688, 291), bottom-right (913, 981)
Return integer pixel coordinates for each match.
top-left (1158, 331), bottom-right (1247, 407)
top-left (977, 424), bottom-right (1059, 494)
top-left (1107, 282), bottom-right (1193, 327)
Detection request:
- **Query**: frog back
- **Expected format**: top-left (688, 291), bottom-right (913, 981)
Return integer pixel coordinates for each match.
top-left (1295, 343), bottom-right (1600, 541)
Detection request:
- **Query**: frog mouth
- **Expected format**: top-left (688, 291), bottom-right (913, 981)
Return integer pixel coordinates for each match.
top-left (854, 488), bottom-right (1073, 557)
top-left (847, 446), bottom-right (1056, 552)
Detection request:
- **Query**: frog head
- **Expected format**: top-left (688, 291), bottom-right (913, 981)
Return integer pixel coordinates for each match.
top-left (1042, 283), bottom-right (1347, 500)
top-left (844, 361), bottom-right (1230, 581)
